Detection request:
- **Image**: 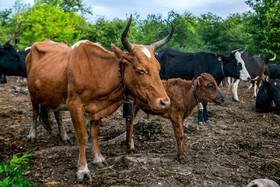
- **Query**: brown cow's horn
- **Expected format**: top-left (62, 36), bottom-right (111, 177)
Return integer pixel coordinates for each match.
top-left (121, 14), bottom-right (134, 52)
top-left (151, 24), bottom-right (174, 51)
top-left (4, 36), bottom-right (12, 47)
top-left (269, 53), bottom-right (276, 61)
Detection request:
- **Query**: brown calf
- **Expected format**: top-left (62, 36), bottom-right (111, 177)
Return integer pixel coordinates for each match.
top-left (126, 73), bottom-right (224, 162)
top-left (25, 15), bottom-right (174, 181)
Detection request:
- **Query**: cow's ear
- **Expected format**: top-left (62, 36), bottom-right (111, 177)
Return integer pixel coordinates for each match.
top-left (111, 44), bottom-right (128, 63)
top-left (262, 80), bottom-right (270, 88)
top-left (197, 77), bottom-right (201, 86)
top-left (217, 55), bottom-right (223, 62)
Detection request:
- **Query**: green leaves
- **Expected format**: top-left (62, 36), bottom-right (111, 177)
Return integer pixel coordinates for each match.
top-left (0, 154), bottom-right (36, 187)
top-left (245, 0), bottom-right (280, 60)
top-left (1, 0), bottom-right (279, 63)
top-left (20, 2), bottom-right (84, 46)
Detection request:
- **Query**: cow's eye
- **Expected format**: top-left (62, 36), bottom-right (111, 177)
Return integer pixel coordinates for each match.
top-left (238, 63), bottom-right (242, 68)
top-left (136, 69), bottom-right (146, 74)
top-left (208, 85), bottom-right (215, 90)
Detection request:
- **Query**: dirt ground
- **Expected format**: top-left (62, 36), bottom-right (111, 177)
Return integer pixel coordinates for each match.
top-left (0, 76), bottom-right (279, 187)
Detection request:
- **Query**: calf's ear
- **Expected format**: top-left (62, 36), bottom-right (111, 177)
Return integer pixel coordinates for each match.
top-left (197, 77), bottom-right (201, 86)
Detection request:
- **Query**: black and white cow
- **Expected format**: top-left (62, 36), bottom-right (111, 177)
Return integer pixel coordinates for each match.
top-left (0, 38), bottom-right (29, 84)
top-left (229, 52), bottom-right (275, 101)
top-left (256, 79), bottom-right (280, 115)
top-left (156, 48), bottom-right (250, 125)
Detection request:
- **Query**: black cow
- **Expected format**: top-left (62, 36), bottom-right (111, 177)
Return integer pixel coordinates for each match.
top-left (256, 79), bottom-right (280, 115)
top-left (0, 38), bottom-right (28, 84)
top-left (267, 63), bottom-right (280, 79)
top-left (157, 48), bottom-right (244, 125)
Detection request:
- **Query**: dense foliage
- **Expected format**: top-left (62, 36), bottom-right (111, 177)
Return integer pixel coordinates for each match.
top-left (0, 154), bottom-right (35, 186)
top-left (0, 0), bottom-right (279, 63)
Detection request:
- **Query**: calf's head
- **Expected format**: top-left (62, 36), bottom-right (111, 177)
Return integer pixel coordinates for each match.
top-left (194, 73), bottom-right (224, 104)
top-left (111, 15), bottom-right (173, 111)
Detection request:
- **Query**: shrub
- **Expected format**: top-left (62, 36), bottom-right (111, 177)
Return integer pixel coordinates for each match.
top-left (0, 154), bottom-right (36, 187)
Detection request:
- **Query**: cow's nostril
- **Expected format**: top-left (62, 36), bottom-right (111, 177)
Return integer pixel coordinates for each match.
top-left (160, 100), bottom-right (170, 107)
top-left (160, 100), bottom-right (166, 106)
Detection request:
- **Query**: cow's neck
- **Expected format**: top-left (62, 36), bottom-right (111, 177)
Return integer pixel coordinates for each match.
top-left (210, 62), bottom-right (224, 85)
top-left (217, 60), bottom-right (225, 84)
top-left (184, 80), bottom-right (199, 117)
top-left (118, 61), bottom-right (129, 100)
top-left (81, 59), bottom-right (127, 120)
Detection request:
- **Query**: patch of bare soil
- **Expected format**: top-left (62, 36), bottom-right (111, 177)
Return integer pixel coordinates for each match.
top-left (0, 76), bottom-right (279, 186)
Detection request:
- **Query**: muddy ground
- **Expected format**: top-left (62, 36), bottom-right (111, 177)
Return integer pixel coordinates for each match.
top-left (0, 76), bottom-right (279, 187)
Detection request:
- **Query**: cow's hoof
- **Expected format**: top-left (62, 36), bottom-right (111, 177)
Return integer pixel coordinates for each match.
top-left (61, 134), bottom-right (72, 145)
top-left (178, 157), bottom-right (187, 164)
top-left (27, 137), bottom-right (36, 143)
top-left (198, 121), bottom-right (204, 126)
top-left (204, 119), bottom-right (211, 124)
top-left (92, 157), bottom-right (108, 167)
top-left (127, 149), bottom-right (135, 154)
top-left (62, 138), bottom-right (72, 145)
top-left (76, 169), bottom-right (92, 182)
top-left (27, 133), bottom-right (36, 143)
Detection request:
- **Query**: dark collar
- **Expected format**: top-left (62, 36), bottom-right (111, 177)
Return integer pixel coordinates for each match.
top-left (218, 57), bottom-right (225, 77)
top-left (220, 59), bottom-right (225, 76)
top-left (118, 61), bottom-right (127, 100)
top-left (192, 78), bottom-right (199, 102)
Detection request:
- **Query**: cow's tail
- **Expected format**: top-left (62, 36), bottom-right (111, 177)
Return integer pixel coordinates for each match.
top-left (39, 105), bottom-right (52, 133)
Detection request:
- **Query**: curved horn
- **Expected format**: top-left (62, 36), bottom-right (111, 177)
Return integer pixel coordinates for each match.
top-left (151, 24), bottom-right (174, 51)
top-left (121, 14), bottom-right (134, 52)
top-left (4, 36), bottom-right (12, 47)
top-left (269, 53), bottom-right (276, 61)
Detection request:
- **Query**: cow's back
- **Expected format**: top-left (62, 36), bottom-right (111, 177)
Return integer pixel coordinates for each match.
top-left (241, 52), bottom-right (264, 78)
top-left (157, 48), bottom-right (217, 80)
top-left (26, 40), bottom-right (70, 108)
top-left (269, 64), bottom-right (280, 79)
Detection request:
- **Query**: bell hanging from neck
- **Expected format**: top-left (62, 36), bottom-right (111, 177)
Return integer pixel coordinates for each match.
top-left (123, 99), bottom-right (133, 119)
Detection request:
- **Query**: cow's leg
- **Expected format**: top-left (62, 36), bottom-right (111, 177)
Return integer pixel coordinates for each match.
top-left (126, 106), bottom-right (140, 153)
top-left (227, 77), bottom-right (232, 92)
top-left (16, 77), bottom-right (21, 83)
top-left (253, 81), bottom-right (257, 97)
top-left (27, 103), bottom-right (39, 143)
top-left (202, 101), bottom-right (210, 123)
top-left (170, 113), bottom-right (186, 163)
top-left (0, 74), bottom-right (7, 84)
top-left (54, 111), bottom-right (72, 145)
top-left (197, 102), bottom-right (204, 125)
top-left (232, 79), bottom-right (240, 102)
top-left (90, 120), bottom-right (107, 167)
top-left (69, 105), bottom-right (91, 181)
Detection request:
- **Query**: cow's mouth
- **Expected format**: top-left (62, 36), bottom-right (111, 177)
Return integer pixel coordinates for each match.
top-left (213, 99), bottom-right (223, 104)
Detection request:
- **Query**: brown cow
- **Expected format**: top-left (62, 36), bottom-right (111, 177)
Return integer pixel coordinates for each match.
top-left (126, 73), bottom-right (224, 162)
top-left (25, 15), bottom-right (174, 181)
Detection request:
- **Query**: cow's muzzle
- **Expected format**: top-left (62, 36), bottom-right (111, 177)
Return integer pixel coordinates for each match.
top-left (160, 100), bottom-right (170, 108)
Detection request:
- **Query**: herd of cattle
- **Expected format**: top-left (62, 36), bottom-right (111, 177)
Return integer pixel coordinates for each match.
top-left (1, 15), bottom-right (280, 181)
